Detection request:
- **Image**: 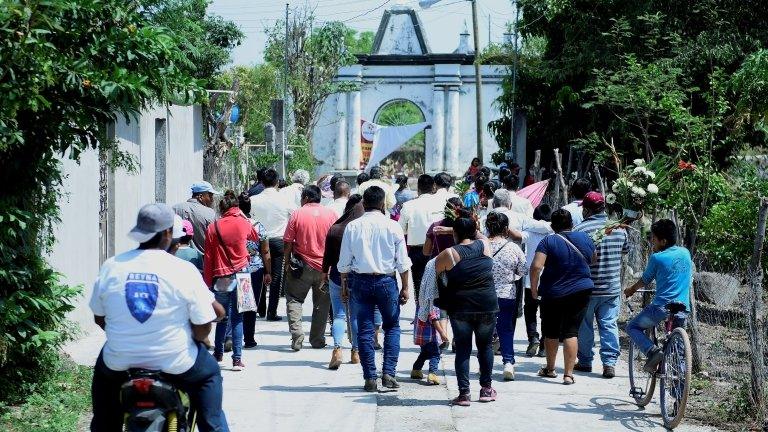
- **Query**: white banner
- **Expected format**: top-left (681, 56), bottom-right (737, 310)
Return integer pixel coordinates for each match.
top-left (364, 122), bottom-right (430, 173)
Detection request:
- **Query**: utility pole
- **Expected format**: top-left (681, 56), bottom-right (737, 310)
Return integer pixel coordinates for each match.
top-left (509, 0), bottom-right (520, 162)
top-left (471, 0), bottom-right (484, 165)
top-left (488, 14), bottom-right (491, 46)
top-left (281, 2), bottom-right (289, 178)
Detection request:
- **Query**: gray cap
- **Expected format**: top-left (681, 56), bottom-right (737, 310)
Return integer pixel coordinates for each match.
top-left (128, 203), bottom-right (176, 243)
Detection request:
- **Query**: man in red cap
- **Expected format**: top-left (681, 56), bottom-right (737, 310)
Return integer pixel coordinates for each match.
top-left (573, 192), bottom-right (629, 379)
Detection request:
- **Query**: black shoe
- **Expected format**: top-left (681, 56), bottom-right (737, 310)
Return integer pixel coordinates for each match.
top-left (224, 338), bottom-right (233, 353)
top-left (643, 348), bottom-right (664, 373)
top-left (602, 366), bottom-right (616, 379)
top-left (525, 341), bottom-right (539, 357)
top-left (536, 344), bottom-right (546, 358)
top-left (244, 341), bottom-right (258, 349)
top-left (374, 341), bottom-right (382, 350)
top-left (364, 379), bottom-right (378, 392)
top-left (257, 312), bottom-right (266, 318)
top-left (382, 374), bottom-right (400, 389)
top-left (574, 363), bottom-right (592, 373)
top-left (266, 315), bottom-right (283, 322)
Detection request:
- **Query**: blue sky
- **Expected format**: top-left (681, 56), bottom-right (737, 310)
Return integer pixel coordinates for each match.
top-left (209, 0), bottom-right (518, 65)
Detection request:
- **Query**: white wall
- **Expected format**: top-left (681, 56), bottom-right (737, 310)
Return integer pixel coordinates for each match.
top-left (48, 104), bottom-right (204, 332)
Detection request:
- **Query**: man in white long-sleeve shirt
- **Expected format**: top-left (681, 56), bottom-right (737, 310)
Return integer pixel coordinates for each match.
top-left (338, 186), bottom-right (412, 393)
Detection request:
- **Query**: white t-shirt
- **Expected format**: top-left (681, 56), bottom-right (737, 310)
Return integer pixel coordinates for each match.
top-left (250, 187), bottom-right (298, 239)
top-left (89, 249), bottom-right (216, 375)
top-left (562, 200), bottom-right (584, 226)
top-left (398, 193), bottom-right (443, 246)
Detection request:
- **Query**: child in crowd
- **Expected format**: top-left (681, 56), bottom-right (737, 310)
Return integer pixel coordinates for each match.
top-left (412, 305), bottom-right (448, 385)
top-left (174, 220), bottom-right (203, 273)
top-left (624, 219), bottom-right (693, 372)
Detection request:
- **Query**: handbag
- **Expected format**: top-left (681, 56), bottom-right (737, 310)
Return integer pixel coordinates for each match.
top-left (213, 221), bottom-right (258, 313)
top-left (413, 308), bottom-right (435, 346)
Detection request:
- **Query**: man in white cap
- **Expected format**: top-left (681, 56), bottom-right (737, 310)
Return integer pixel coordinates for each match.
top-left (174, 181), bottom-right (221, 254)
top-left (90, 203), bottom-right (228, 431)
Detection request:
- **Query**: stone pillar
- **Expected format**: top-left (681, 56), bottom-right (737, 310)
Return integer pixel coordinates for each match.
top-left (444, 86), bottom-right (460, 175)
top-left (347, 90), bottom-right (362, 171)
top-left (335, 93), bottom-right (347, 170)
top-left (428, 86), bottom-right (445, 173)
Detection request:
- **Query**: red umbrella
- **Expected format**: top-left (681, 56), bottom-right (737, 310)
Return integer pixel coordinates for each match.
top-left (517, 180), bottom-right (549, 207)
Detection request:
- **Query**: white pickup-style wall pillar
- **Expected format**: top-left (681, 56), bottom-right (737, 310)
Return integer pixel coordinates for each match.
top-left (445, 86), bottom-right (461, 175)
top-left (428, 85), bottom-right (445, 173)
top-left (335, 93), bottom-right (348, 170)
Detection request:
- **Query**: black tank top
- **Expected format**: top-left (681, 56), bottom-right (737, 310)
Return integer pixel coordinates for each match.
top-left (443, 240), bottom-right (499, 314)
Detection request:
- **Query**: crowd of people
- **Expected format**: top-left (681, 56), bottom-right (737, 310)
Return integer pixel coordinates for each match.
top-left (87, 160), bottom-right (693, 430)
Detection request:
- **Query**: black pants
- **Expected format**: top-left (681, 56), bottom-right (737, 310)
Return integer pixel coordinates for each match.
top-left (408, 246), bottom-right (429, 300)
top-left (524, 288), bottom-right (540, 343)
top-left (258, 238), bottom-right (284, 318)
top-left (451, 312), bottom-right (496, 394)
top-left (243, 268), bottom-right (265, 345)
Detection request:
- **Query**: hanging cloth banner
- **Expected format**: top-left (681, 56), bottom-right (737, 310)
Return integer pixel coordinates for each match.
top-left (360, 120), bottom-right (430, 172)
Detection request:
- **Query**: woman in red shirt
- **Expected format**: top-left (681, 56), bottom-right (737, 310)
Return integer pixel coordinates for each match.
top-left (203, 190), bottom-right (266, 371)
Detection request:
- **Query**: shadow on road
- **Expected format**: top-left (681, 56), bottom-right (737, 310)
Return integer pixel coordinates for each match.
top-left (549, 396), bottom-right (666, 432)
top-left (258, 360), bottom-right (329, 370)
top-left (260, 384), bottom-right (367, 393)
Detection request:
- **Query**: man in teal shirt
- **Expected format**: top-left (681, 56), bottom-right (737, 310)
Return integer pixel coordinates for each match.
top-left (624, 219), bottom-right (693, 372)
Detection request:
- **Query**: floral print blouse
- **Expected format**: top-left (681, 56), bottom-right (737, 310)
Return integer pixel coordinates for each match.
top-left (488, 238), bottom-right (528, 299)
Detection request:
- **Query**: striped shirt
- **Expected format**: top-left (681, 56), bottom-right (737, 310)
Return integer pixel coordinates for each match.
top-left (574, 213), bottom-right (628, 296)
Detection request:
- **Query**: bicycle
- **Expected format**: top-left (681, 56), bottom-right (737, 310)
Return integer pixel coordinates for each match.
top-left (626, 289), bottom-right (692, 430)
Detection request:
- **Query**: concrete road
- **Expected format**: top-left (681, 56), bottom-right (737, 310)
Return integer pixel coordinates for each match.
top-left (67, 296), bottom-right (714, 432)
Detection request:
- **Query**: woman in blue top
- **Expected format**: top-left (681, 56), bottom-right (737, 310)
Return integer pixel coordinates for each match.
top-left (624, 219), bottom-right (692, 373)
top-left (530, 209), bottom-right (596, 385)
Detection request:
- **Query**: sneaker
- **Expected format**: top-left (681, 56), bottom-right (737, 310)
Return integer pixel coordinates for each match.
top-left (350, 349), bottom-right (360, 364)
top-left (382, 374), bottom-right (400, 389)
top-left (266, 315), bottom-right (283, 322)
top-left (291, 335), bottom-right (304, 352)
top-left (492, 338), bottom-right (501, 356)
top-left (232, 359), bottom-right (245, 371)
top-left (410, 369), bottom-right (424, 380)
top-left (525, 341), bottom-right (539, 357)
top-left (224, 338), bottom-right (233, 353)
top-left (427, 373), bottom-right (440, 385)
top-left (439, 341), bottom-right (450, 350)
top-left (364, 379), bottom-right (378, 392)
top-left (643, 348), bottom-right (664, 373)
top-left (244, 341), bottom-right (258, 349)
top-left (213, 352), bottom-right (223, 363)
top-left (574, 363), bottom-right (592, 373)
top-left (479, 386), bottom-right (497, 402)
top-left (503, 363), bottom-right (515, 381)
top-left (536, 344), bottom-right (546, 358)
top-left (602, 366), bottom-right (616, 379)
top-left (451, 393), bottom-right (471, 407)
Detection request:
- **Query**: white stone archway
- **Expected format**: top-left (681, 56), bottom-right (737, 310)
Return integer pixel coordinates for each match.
top-left (311, 6), bottom-right (519, 176)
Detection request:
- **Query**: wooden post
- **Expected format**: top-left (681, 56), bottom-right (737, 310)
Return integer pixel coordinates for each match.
top-left (593, 165), bottom-right (606, 196)
top-left (748, 197), bottom-right (768, 425)
top-left (553, 168), bottom-right (561, 207)
top-left (553, 148), bottom-right (567, 206)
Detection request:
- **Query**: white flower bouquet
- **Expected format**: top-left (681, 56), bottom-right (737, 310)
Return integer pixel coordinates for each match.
top-left (607, 159), bottom-right (660, 220)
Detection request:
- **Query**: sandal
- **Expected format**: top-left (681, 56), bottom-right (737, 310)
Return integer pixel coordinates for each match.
top-left (537, 367), bottom-right (557, 378)
top-left (563, 374), bottom-right (575, 385)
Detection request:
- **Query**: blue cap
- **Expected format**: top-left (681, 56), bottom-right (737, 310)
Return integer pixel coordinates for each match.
top-left (190, 181), bottom-right (221, 195)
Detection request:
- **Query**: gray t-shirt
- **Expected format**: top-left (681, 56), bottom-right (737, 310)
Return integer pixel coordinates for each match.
top-left (173, 198), bottom-right (216, 253)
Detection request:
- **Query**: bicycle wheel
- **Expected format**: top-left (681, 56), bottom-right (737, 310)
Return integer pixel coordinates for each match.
top-left (660, 328), bottom-right (692, 429)
top-left (628, 327), bottom-right (657, 407)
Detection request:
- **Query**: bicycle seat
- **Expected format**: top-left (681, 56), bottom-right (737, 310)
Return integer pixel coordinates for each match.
top-left (665, 302), bottom-right (687, 314)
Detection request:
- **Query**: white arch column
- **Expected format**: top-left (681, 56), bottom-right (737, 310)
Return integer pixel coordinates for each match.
top-left (335, 93), bottom-right (347, 170)
top-left (444, 86), bottom-right (460, 175)
top-left (346, 90), bottom-right (362, 170)
top-left (427, 86), bottom-right (445, 173)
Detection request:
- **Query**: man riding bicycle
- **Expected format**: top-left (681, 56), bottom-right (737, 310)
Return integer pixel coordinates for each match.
top-left (89, 203), bottom-right (228, 431)
top-left (623, 219), bottom-right (693, 373)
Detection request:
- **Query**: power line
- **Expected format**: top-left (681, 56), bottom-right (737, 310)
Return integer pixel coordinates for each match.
top-left (339, 0), bottom-right (392, 23)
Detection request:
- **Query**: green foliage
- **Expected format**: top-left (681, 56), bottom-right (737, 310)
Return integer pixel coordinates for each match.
top-left (214, 65), bottom-right (279, 143)
top-left (144, 0), bottom-right (243, 83)
top-left (0, 0), bottom-right (203, 403)
top-left (343, 29), bottom-right (374, 55)
top-left (287, 133), bottom-right (317, 175)
top-left (0, 355), bottom-right (92, 430)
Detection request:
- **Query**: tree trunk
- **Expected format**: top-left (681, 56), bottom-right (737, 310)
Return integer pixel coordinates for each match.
top-left (748, 197), bottom-right (768, 426)
top-left (203, 80), bottom-right (240, 188)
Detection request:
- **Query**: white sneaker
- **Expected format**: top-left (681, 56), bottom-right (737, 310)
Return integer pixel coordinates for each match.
top-left (503, 363), bottom-right (515, 381)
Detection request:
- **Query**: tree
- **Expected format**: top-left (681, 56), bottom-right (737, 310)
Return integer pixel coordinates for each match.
top-left (144, 0), bottom-right (244, 83)
top-left (215, 65), bottom-right (280, 144)
top-left (344, 28), bottom-right (375, 55)
top-left (0, 0), bottom-right (202, 403)
top-left (264, 7), bottom-right (358, 155)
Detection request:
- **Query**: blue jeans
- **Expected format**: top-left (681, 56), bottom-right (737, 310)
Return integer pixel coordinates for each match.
top-left (214, 289), bottom-right (243, 361)
top-left (451, 312), bottom-right (496, 394)
top-left (626, 304), bottom-right (669, 355)
top-left (329, 279), bottom-right (354, 349)
top-left (577, 295), bottom-right (621, 367)
top-left (496, 297), bottom-right (519, 365)
top-left (91, 341), bottom-right (229, 432)
top-left (413, 340), bottom-right (441, 373)
top-left (351, 273), bottom-right (401, 380)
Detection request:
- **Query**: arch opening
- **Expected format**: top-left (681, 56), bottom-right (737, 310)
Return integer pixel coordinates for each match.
top-left (373, 99), bottom-right (426, 177)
